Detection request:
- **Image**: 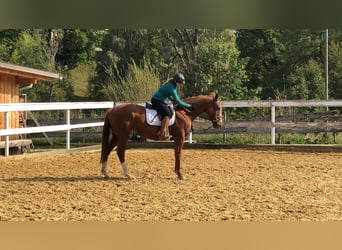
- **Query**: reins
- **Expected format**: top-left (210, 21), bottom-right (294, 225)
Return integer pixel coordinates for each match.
top-left (174, 95), bottom-right (222, 125)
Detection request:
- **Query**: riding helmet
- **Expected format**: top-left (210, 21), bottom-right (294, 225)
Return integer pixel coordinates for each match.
top-left (173, 73), bottom-right (185, 84)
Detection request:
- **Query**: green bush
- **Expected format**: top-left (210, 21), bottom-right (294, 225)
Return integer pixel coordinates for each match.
top-left (32, 136), bottom-right (101, 149)
top-left (191, 132), bottom-right (342, 144)
top-left (192, 134), bottom-right (271, 144)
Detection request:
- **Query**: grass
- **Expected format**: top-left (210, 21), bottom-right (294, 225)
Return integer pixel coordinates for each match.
top-left (192, 132), bottom-right (342, 145)
top-left (69, 62), bottom-right (96, 98)
top-left (31, 136), bottom-right (102, 149)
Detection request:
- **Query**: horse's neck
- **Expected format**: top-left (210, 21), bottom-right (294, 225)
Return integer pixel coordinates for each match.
top-left (185, 96), bottom-right (211, 120)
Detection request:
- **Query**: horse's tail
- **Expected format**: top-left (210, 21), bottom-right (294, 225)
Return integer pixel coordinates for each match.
top-left (100, 112), bottom-right (111, 163)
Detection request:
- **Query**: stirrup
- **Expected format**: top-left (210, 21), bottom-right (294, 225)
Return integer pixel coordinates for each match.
top-left (158, 134), bottom-right (171, 140)
top-left (158, 131), bottom-right (171, 140)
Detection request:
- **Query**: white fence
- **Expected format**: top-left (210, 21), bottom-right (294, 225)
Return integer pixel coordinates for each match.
top-left (0, 102), bottom-right (114, 156)
top-left (220, 99), bottom-right (342, 144)
top-left (1, 100), bottom-right (342, 156)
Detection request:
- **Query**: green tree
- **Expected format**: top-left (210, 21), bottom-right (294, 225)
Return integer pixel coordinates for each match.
top-left (90, 29), bottom-right (168, 100)
top-left (159, 29), bottom-right (200, 77)
top-left (189, 29), bottom-right (248, 99)
top-left (236, 29), bottom-right (285, 99)
top-left (286, 59), bottom-right (324, 99)
top-left (275, 29), bottom-right (324, 100)
top-left (56, 29), bottom-right (102, 70)
top-left (0, 29), bottom-right (22, 62)
top-left (154, 29), bottom-right (249, 99)
top-left (328, 40), bottom-right (342, 99)
top-left (10, 29), bottom-right (73, 101)
top-left (0, 29), bottom-right (105, 101)
top-left (237, 29), bottom-right (325, 100)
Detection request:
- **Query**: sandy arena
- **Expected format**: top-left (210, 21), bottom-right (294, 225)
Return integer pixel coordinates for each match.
top-left (0, 146), bottom-right (341, 221)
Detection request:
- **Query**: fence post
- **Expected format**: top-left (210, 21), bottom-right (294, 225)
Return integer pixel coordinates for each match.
top-left (189, 130), bottom-right (193, 144)
top-left (66, 109), bottom-right (71, 150)
top-left (223, 111), bottom-right (227, 143)
top-left (5, 111), bottom-right (9, 156)
top-left (271, 105), bottom-right (276, 144)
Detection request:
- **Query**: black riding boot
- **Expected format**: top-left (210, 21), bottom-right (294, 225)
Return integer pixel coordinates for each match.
top-left (158, 116), bottom-right (170, 140)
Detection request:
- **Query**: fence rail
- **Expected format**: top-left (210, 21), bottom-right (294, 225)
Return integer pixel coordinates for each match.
top-left (2, 100), bottom-right (342, 156)
top-left (0, 102), bottom-right (115, 156)
top-left (220, 100), bottom-right (342, 144)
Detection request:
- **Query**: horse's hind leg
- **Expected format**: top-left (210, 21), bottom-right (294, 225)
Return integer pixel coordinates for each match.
top-left (101, 135), bottom-right (118, 178)
top-left (116, 136), bottom-right (135, 179)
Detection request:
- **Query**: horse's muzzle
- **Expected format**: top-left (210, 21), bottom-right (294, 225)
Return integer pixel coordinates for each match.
top-left (212, 120), bottom-right (222, 129)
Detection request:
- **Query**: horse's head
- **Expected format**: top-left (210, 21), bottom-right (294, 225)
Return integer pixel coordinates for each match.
top-left (181, 93), bottom-right (222, 128)
top-left (207, 93), bottom-right (222, 128)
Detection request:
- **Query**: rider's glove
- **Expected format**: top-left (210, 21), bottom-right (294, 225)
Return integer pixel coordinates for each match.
top-left (188, 104), bottom-right (195, 110)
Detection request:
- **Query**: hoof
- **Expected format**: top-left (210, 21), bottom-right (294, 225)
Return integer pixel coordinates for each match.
top-left (103, 175), bottom-right (110, 180)
top-left (125, 174), bottom-right (136, 180)
top-left (178, 175), bottom-right (186, 180)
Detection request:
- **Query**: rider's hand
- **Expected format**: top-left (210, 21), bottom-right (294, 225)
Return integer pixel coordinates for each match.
top-left (188, 104), bottom-right (195, 110)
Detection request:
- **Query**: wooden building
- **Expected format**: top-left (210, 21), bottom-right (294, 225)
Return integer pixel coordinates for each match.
top-left (0, 61), bottom-right (60, 152)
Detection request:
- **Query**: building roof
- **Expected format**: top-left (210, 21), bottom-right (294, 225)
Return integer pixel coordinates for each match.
top-left (0, 61), bottom-right (61, 84)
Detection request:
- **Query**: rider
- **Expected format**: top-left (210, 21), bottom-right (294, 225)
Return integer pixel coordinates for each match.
top-left (151, 73), bottom-right (194, 140)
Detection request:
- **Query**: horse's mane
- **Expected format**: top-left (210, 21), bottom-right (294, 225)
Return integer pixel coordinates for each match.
top-left (182, 94), bottom-right (216, 103)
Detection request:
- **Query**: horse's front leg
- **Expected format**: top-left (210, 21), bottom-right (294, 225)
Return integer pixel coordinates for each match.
top-left (174, 140), bottom-right (185, 180)
top-left (101, 162), bottom-right (109, 179)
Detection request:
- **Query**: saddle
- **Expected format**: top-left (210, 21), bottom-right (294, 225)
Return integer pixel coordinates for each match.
top-left (145, 103), bottom-right (176, 126)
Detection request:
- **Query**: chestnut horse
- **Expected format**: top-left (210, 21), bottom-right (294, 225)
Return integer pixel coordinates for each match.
top-left (100, 93), bottom-right (222, 180)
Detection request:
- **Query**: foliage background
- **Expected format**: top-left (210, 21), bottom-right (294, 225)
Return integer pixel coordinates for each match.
top-left (1, 29), bottom-right (341, 110)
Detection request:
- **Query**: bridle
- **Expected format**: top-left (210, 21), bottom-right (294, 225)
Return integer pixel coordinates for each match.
top-left (174, 97), bottom-right (222, 126)
top-left (211, 99), bottom-right (222, 127)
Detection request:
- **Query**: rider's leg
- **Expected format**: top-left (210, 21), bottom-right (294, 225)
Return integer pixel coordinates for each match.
top-left (157, 116), bottom-right (170, 140)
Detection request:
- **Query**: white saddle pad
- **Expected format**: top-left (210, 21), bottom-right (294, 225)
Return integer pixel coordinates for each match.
top-left (145, 105), bottom-right (175, 126)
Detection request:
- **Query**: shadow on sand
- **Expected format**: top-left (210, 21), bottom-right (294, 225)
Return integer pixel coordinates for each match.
top-left (1, 175), bottom-right (129, 183)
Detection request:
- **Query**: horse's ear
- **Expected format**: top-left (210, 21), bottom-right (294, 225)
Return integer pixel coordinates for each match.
top-left (214, 93), bottom-right (219, 101)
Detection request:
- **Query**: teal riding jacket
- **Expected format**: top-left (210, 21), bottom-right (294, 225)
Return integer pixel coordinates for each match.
top-left (152, 82), bottom-right (191, 109)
